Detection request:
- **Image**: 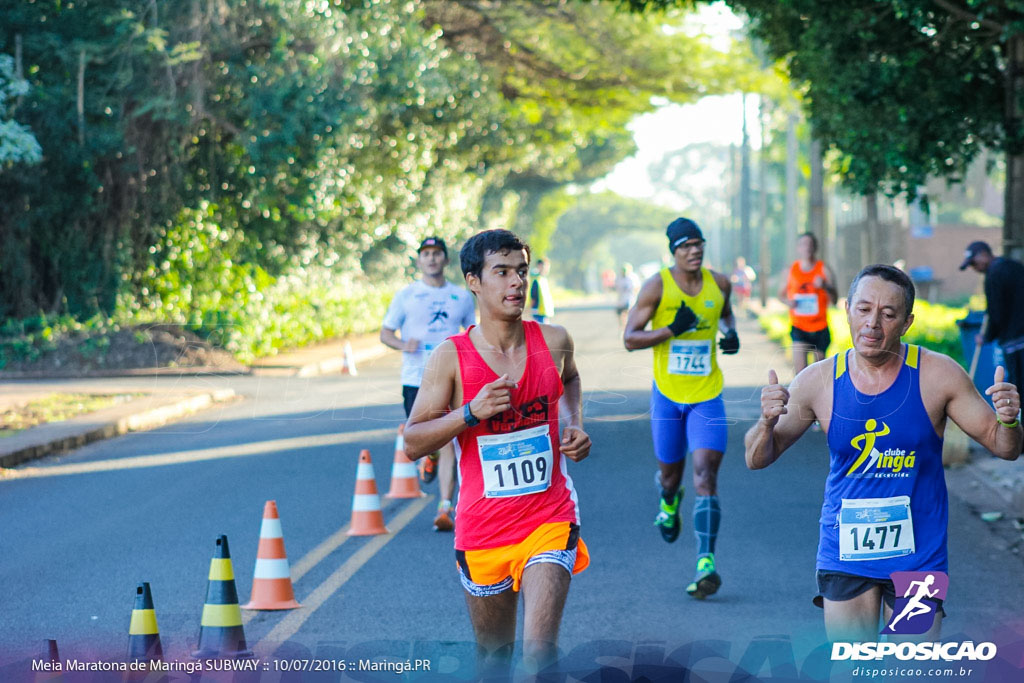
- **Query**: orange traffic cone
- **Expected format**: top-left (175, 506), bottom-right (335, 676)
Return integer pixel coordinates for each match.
top-left (242, 501), bottom-right (300, 611)
top-left (347, 450), bottom-right (388, 536)
top-left (342, 341), bottom-right (358, 376)
top-left (386, 425), bottom-right (425, 499)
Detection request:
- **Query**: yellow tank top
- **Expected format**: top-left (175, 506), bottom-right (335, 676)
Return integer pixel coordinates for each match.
top-left (652, 267), bottom-right (724, 403)
top-left (532, 276), bottom-right (554, 317)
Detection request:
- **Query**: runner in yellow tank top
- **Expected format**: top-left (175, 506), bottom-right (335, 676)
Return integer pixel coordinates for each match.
top-left (624, 217), bottom-right (740, 600)
top-left (651, 266), bottom-right (725, 404)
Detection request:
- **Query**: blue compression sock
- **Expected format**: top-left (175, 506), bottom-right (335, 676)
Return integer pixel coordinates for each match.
top-left (694, 495), bottom-right (721, 556)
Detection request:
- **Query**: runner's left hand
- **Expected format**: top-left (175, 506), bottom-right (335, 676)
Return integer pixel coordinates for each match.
top-left (985, 366), bottom-right (1020, 423)
top-left (560, 426), bottom-right (591, 462)
top-left (719, 329), bottom-right (740, 354)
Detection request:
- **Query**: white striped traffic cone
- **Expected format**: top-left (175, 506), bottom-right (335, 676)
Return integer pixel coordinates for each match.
top-left (342, 341), bottom-right (358, 376)
top-left (242, 501), bottom-right (300, 610)
top-left (347, 450), bottom-right (388, 535)
top-left (386, 425), bottom-right (425, 498)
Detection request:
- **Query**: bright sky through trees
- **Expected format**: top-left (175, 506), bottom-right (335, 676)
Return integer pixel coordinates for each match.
top-left (596, 2), bottom-right (761, 205)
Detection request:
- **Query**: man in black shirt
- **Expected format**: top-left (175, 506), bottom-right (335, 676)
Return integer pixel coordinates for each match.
top-left (961, 240), bottom-right (1024, 386)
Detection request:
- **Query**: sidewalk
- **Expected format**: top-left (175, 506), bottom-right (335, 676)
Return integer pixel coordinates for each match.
top-left (0, 333), bottom-right (389, 470)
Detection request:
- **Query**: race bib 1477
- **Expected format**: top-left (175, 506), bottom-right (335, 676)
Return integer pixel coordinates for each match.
top-left (838, 496), bottom-right (915, 561)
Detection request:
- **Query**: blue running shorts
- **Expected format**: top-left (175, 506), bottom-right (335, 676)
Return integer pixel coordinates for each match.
top-left (650, 383), bottom-right (728, 463)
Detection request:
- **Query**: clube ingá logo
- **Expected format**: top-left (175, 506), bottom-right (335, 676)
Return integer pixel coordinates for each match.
top-left (845, 419), bottom-right (918, 479)
top-left (882, 571), bottom-right (948, 635)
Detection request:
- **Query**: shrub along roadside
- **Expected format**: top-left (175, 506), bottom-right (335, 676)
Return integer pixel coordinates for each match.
top-left (0, 274), bottom-right (393, 370)
top-left (759, 300), bottom-right (967, 366)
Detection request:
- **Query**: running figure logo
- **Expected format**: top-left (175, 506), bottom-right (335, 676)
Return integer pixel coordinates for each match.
top-left (427, 302), bottom-right (450, 331)
top-left (882, 571), bottom-right (948, 635)
top-left (845, 419), bottom-right (890, 476)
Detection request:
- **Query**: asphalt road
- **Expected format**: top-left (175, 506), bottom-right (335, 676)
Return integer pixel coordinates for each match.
top-left (2, 307), bottom-right (1023, 682)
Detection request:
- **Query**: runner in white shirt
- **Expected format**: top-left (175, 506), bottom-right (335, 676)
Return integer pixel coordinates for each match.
top-left (381, 237), bottom-right (476, 530)
top-left (616, 263), bottom-right (641, 328)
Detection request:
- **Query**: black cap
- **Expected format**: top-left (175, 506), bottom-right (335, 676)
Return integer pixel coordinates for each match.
top-left (418, 236), bottom-right (448, 257)
top-left (959, 240), bottom-right (991, 270)
top-left (666, 218), bottom-right (704, 253)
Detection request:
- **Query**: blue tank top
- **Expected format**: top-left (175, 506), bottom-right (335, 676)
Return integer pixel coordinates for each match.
top-left (818, 344), bottom-right (947, 578)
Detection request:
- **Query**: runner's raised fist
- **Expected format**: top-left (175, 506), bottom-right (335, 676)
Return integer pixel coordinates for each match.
top-left (761, 368), bottom-right (789, 426)
top-left (468, 374), bottom-right (517, 420)
top-left (667, 303), bottom-right (698, 336)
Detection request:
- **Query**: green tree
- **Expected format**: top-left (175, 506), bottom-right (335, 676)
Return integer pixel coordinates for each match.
top-left (618, 0), bottom-right (1024, 255)
top-left (424, 0), bottom-right (761, 248)
top-left (0, 53), bottom-right (40, 166)
top-left (549, 192), bottom-right (679, 290)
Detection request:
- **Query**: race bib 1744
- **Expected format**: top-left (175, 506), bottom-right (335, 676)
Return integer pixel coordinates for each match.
top-left (668, 340), bottom-right (711, 377)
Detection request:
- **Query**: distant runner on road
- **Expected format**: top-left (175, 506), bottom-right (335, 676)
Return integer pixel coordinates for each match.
top-left (380, 237), bottom-right (476, 531)
top-left (747, 264), bottom-right (1021, 642)
top-left (529, 258), bottom-right (555, 324)
top-left (616, 263), bottom-right (641, 328)
top-left (404, 229), bottom-right (591, 677)
top-left (779, 232), bottom-right (838, 375)
top-left (624, 217), bottom-right (740, 600)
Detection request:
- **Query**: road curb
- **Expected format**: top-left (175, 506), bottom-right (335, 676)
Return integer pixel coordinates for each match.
top-left (0, 389), bottom-right (239, 469)
top-left (1, 335), bottom-right (390, 380)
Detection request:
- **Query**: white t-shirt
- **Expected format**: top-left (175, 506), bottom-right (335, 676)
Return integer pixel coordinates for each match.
top-left (382, 280), bottom-right (476, 387)
top-left (616, 273), bottom-right (641, 307)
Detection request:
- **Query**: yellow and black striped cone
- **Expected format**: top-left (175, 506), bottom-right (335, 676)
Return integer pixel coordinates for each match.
top-left (192, 535), bottom-right (253, 659)
top-left (126, 582), bottom-right (163, 664)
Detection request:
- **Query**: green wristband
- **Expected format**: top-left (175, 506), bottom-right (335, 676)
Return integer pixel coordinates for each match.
top-left (997, 417), bottom-right (1020, 429)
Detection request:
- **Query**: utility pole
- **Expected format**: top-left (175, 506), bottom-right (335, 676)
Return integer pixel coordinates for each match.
top-left (785, 111), bottom-right (799, 265)
top-left (740, 93), bottom-right (752, 267)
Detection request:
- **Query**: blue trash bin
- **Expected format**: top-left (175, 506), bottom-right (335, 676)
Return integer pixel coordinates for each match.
top-left (956, 311), bottom-right (1001, 407)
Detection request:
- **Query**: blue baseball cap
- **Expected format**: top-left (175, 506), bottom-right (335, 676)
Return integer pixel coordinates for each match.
top-left (418, 237), bottom-right (448, 257)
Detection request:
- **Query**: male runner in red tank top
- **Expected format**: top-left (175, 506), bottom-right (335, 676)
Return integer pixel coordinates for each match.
top-left (404, 229), bottom-right (591, 677)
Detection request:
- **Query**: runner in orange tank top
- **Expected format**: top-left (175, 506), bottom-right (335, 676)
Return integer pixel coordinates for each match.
top-left (778, 232), bottom-right (839, 375)
top-left (404, 229), bottom-right (591, 678)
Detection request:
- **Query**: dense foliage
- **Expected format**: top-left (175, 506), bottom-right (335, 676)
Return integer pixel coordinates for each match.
top-left (0, 0), bottom-right (752, 363)
top-left (620, 0), bottom-right (1024, 232)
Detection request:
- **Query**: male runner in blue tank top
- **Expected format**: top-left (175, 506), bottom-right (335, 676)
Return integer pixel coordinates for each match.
top-left (744, 264), bottom-right (1022, 642)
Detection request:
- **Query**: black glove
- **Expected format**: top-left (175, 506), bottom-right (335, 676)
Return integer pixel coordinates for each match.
top-left (719, 329), bottom-right (740, 355)
top-left (667, 303), bottom-right (698, 336)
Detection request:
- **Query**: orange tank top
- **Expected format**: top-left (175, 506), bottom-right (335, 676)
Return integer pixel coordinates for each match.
top-left (787, 260), bottom-right (829, 332)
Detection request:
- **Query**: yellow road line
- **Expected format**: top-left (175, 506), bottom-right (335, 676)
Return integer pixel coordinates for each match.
top-left (0, 427), bottom-right (398, 480)
top-left (253, 495), bottom-right (433, 652)
top-left (240, 497), bottom-right (401, 626)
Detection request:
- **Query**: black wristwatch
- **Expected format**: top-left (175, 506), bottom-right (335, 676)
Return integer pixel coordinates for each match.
top-left (463, 403), bottom-right (480, 427)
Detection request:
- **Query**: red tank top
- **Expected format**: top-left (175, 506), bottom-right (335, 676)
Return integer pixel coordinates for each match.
top-left (450, 321), bottom-right (581, 550)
